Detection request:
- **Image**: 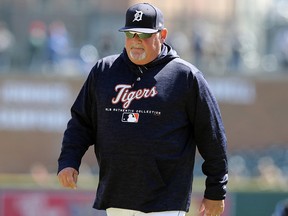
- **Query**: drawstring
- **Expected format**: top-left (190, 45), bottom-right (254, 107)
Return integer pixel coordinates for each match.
top-left (131, 66), bottom-right (147, 87)
top-left (137, 66), bottom-right (144, 81)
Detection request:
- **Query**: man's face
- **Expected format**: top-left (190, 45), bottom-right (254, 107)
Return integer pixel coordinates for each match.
top-left (125, 29), bottom-right (167, 65)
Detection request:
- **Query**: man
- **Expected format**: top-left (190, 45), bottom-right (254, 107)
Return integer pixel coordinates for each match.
top-left (58, 3), bottom-right (228, 216)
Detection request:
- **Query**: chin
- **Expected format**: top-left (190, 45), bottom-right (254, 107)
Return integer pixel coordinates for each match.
top-left (132, 60), bottom-right (146, 65)
top-left (129, 57), bottom-right (147, 65)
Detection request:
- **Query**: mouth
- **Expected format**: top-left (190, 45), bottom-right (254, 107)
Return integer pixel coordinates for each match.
top-left (129, 46), bottom-right (146, 61)
top-left (131, 45), bottom-right (144, 50)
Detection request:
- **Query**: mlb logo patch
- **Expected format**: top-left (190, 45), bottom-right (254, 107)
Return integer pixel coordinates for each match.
top-left (121, 113), bottom-right (139, 123)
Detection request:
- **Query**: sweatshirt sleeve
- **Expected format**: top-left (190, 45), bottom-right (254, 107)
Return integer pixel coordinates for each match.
top-left (58, 70), bottom-right (97, 174)
top-left (187, 71), bottom-right (228, 200)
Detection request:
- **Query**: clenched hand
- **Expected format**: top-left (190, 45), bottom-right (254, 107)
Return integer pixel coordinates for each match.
top-left (58, 167), bottom-right (78, 189)
top-left (199, 198), bottom-right (225, 216)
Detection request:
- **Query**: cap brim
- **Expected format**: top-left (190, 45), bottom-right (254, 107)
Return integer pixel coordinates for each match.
top-left (119, 27), bottom-right (159, 34)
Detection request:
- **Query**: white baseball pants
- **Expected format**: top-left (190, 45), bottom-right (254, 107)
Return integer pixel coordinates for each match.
top-left (106, 208), bottom-right (186, 216)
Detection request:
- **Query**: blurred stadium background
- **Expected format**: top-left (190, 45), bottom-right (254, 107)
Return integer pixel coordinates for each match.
top-left (0, 0), bottom-right (288, 215)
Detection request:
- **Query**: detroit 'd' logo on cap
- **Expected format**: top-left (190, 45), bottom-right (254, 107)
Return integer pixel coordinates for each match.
top-left (133, 10), bottom-right (144, 22)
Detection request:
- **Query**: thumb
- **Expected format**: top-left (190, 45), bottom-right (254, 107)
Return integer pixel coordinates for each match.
top-left (198, 201), bottom-right (205, 214)
top-left (72, 170), bottom-right (78, 185)
top-left (70, 170), bottom-right (78, 189)
top-left (67, 169), bottom-right (78, 189)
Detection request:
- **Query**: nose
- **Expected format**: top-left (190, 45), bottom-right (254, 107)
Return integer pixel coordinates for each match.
top-left (132, 33), bottom-right (141, 39)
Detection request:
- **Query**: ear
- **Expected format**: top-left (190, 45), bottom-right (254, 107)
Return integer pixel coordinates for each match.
top-left (160, 28), bottom-right (168, 42)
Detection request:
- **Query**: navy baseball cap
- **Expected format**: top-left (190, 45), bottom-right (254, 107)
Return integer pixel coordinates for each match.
top-left (119, 3), bottom-right (164, 33)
